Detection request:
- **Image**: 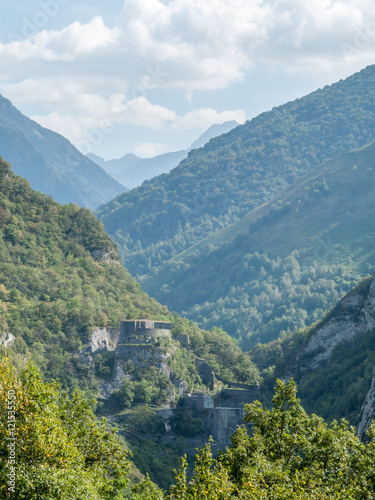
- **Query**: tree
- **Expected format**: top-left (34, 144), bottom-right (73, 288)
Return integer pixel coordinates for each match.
top-left (168, 379), bottom-right (375, 499)
top-left (169, 439), bottom-right (236, 500)
top-left (0, 355), bottom-right (131, 499)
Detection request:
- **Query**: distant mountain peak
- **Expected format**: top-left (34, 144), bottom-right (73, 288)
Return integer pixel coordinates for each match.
top-left (88, 121), bottom-right (240, 189)
top-left (0, 94), bottom-right (126, 209)
top-left (189, 120), bottom-right (239, 151)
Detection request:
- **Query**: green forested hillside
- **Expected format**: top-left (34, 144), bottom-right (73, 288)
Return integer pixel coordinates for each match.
top-left (4, 357), bottom-right (375, 499)
top-left (250, 274), bottom-right (375, 427)
top-left (0, 157), bottom-right (258, 398)
top-left (0, 356), bottom-right (136, 499)
top-left (0, 94), bottom-right (125, 209)
top-left (142, 141), bottom-right (375, 349)
top-left (98, 65), bottom-right (375, 279)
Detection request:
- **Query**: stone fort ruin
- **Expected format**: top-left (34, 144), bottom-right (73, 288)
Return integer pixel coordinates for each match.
top-left (116, 320), bottom-right (172, 358)
top-left (87, 319), bottom-right (261, 444)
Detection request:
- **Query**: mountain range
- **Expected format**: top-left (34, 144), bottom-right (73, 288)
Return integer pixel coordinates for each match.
top-left (87, 120), bottom-right (239, 189)
top-left (252, 271), bottom-right (375, 439)
top-left (2, 60), bottom-right (375, 493)
top-left (0, 94), bottom-right (126, 210)
top-left (96, 65), bottom-right (375, 348)
top-left (142, 140), bottom-right (375, 349)
top-left (87, 150), bottom-right (188, 190)
top-left (0, 155), bottom-right (257, 395)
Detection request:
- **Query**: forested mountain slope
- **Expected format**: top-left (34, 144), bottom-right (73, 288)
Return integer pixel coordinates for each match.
top-left (0, 94), bottom-right (125, 209)
top-left (251, 273), bottom-right (375, 433)
top-left (0, 157), bottom-right (257, 399)
top-left (142, 141), bottom-right (375, 349)
top-left (98, 65), bottom-right (375, 277)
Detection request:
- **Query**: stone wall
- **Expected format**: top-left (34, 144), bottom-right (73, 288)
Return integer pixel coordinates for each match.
top-left (156, 406), bottom-right (247, 445)
top-left (183, 394), bottom-right (214, 410)
top-left (120, 320), bottom-right (172, 342)
top-left (116, 343), bottom-right (154, 359)
top-left (216, 388), bottom-right (261, 408)
top-left (195, 357), bottom-right (215, 390)
top-left (203, 408), bottom-right (246, 443)
top-left (176, 334), bottom-right (190, 348)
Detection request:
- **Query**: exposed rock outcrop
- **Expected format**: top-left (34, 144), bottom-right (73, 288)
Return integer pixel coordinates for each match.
top-left (357, 367), bottom-right (375, 439)
top-left (99, 359), bottom-right (126, 399)
top-left (89, 328), bottom-right (120, 353)
top-left (0, 333), bottom-right (15, 348)
top-left (301, 277), bottom-right (375, 370)
top-left (91, 249), bottom-right (121, 265)
top-left (91, 320), bottom-right (179, 405)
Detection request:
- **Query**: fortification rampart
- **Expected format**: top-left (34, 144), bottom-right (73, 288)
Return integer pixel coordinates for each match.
top-left (120, 320), bottom-right (172, 342)
top-left (116, 320), bottom-right (172, 360)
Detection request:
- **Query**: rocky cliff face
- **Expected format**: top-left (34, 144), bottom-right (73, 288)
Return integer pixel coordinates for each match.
top-left (90, 328), bottom-right (120, 353)
top-left (357, 367), bottom-right (375, 439)
top-left (300, 277), bottom-right (375, 370)
top-left (82, 323), bottom-right (186, 405)
top-left (291, 275), bottom-right (375, 437)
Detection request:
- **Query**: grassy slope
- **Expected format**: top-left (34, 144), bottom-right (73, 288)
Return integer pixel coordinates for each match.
top-left (98, 65), bottom-right (375, 278)
top-left (142, 142), bottom-right (375, 348)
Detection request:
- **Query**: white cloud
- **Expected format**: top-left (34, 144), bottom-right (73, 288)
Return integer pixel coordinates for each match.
top-left (134, 142), bottom-right (168, 157)
top-left (121, 97), bottom-right (177, 128)
top-left (173, 108), bottom-right (246, 130)
top-left (1, 0), bottom-right (375, 90)
top-left (1, 0), bottom-right (375, 155)
top-left (115, 0), bottom-right (270, 89)
top-left (31, 94), bottom-right (245, 149)
top-left (262, 0), bottom-right (375, 70)
top-left (30, 95), bottom-right (176, 145)
top-left (1, 15), bottom-right (119, 59)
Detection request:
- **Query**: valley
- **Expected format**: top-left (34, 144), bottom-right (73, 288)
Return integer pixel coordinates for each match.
top-left (1, 62), bottom-right (375, 498)
top-left (142, 141), bottom-right (375, 349)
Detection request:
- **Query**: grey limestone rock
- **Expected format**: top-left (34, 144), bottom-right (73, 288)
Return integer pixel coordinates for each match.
top-left (301, 276), bottom-right (375, 370)
top-left (357, 367), bottom-right (375, 439)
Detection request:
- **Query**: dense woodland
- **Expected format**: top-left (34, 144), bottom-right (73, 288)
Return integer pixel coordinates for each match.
top-left (98, 65), bottom-right (375, 278)
top-left (142, 142), bottom-right (375, 349)
top-left (1, 64), bottom-right (375, 498)
top-left (0, 157), bottom-right (259, 402)
top-left (2, 360), bottom-right (375, 499)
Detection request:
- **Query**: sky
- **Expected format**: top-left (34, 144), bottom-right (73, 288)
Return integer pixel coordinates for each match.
top-left (0, 0), bottom-right (374, 159)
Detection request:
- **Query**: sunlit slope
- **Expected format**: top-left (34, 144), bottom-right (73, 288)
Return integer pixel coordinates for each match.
top-left (143, 142), bottom-right (375, 348)
top-left (98, 65), bottom-right (375, 278)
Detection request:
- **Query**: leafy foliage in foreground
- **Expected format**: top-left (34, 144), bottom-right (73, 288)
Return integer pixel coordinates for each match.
top-left (168, 380), bottom-right (375, 499)
top-left (2, 363), bottom-right (375, 498)
top-left (0, 356), bottom-right (133, 499)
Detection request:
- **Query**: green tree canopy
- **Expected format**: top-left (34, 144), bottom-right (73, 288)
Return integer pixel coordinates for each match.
top-left (168, 379), bottom-right (375, 499)
top-left (0, 355), bottom-right (132, 499)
